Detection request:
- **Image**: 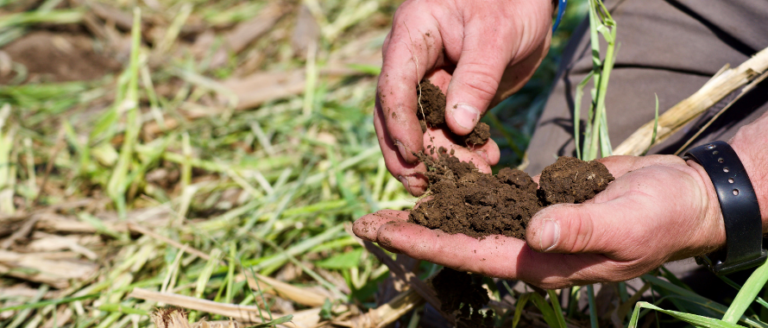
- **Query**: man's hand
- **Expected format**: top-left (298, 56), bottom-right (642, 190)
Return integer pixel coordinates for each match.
top-left (353, 155), bottom-right (726, 289)
top-left (376, 0), bottom-right (553, 196)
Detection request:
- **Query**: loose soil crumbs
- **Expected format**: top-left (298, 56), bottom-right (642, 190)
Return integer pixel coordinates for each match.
top-left (417, 80), bottom-right (491, 146)
top-left (432, 268), bottom-right (494, 328)
top-left (409, 149), bottom-right (614, 239)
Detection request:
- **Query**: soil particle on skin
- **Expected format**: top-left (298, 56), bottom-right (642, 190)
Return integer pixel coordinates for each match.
top-left (432, 268), bottom-right (494, 328)
top-left (539, 156), bottom-right (615, 205)
top-left (416, 79), bottom-right (491, 146)
top-left (0, 31), bottom-right (121, 84)
top-left (409, 149), bottom-right (613, 239)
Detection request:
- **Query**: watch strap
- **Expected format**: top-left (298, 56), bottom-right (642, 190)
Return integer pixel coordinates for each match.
top-left (684, 141), bottom-right (766, 275)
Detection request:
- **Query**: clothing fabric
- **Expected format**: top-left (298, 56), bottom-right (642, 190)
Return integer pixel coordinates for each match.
top-left (525, 0), bottom-right (768, 176)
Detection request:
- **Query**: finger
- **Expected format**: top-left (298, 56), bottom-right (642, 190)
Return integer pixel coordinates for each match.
top-left (353, 210), bottom-right (410, 241)
top-left (526, 186), bottom-right (655, 259)
top-left (489, 32), bottom-right (551, 108)
top-left (443, 23), bottom-right (512, 136)
top-left (424, 128), bottom-right (500, 172)
top-left (374, 220), bottom-right (618, 288)
top-left (374, 98), bottom-right (429, 196)
top-left (378, 10), bottom-right (446, 163)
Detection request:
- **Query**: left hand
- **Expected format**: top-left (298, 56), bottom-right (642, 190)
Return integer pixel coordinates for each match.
top-left (353, 155), bottom-right (727, 289)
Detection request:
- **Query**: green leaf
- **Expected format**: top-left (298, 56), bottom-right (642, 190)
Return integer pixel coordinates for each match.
top-left (513, 293), bottom-right (531, 328)
top-left (547, 290), bottom-right (568, 328)
top-left (629, 302), bottom-right (741, 328)
top-left (249, 314), bottom-right (294, 328)
top-left (315, 248), bottom-right (363, 269)
top-left (346, 63), bottom-right (381, 75)
top-left (530, 292), bottom-right (563, 328)
top-left (723, 260), bottom-right (768, 324)
top-left (320, 299), bottom-right (333, 320)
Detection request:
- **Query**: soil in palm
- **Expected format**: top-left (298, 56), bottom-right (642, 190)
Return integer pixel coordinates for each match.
top-left (409, 150), bottom-right (614, 239)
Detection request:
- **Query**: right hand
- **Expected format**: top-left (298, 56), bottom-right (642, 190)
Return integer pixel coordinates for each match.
top-left (375, 0), bottom-right (554, 196)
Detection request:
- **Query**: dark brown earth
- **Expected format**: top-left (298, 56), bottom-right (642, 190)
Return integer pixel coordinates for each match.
top-left (538, 156), bottom-right (615, 204)
top-left (0, 31), bottom-right (121, 84)
top-left (417, 80), bottom-right (491, 146)
top-left (409, 146), bottom-right (540, 239)
top-left (409, 148), bottom-right (614, 239)
top-left (432, 268), bottom-right (495, 328)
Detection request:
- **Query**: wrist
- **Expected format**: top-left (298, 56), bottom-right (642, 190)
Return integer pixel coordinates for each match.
top-left (729, 113), bottom-right (768, 233)
top-left (684, 160), bottom-right (728, 255)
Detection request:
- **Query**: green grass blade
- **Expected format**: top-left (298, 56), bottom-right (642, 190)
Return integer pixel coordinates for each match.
top-left (530, 292), bottom-right (561, 328)
top-left (629, 301), bottom-right (741, 328)
top-left (642, 93), bottom-right (660, 156)
top-left (0, 9), bottom-right (83, 29)
top-left (107, 7), bottom-right (142, 219)
top-left (587, 284), bottom-right (598, 328)
top-left (547, 290), bottom-right (568, 328)
top-left (513, 293), bottom-right (531, 328)
top-left (723, 260), bottom-right (768, 324)
top-left (574, 72), bottom-right (594, 161)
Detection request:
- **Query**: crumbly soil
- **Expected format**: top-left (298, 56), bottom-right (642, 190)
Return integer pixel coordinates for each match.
top-left (408, 149), bottom-right (614, 239)
top-left (0, 31), bottom-right (121, 84)
top-left (409, 146), bottom-right (540, 239)
top-left (432, 268), bottom-right (495, 328)
top-left (416, 155), bottom-right (613, 326)
top-left (417, 80), bottom-right (491, 146)
top-left (538, 156), bottom-right (615, 204)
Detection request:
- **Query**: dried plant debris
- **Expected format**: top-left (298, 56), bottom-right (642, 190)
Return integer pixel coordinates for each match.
top-left (417, 79), bottom-right (491, 146)
top-left (410, 147), bottom-right (614, 239)
top-left (152, 308), bottom-right (241, 328)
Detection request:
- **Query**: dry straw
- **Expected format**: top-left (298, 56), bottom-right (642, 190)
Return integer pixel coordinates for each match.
top-left (614, 47), bottom-right (768, 156)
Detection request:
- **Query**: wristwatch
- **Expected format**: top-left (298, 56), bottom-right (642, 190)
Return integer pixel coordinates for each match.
top-left (683, 141), bottom-right (766, 275)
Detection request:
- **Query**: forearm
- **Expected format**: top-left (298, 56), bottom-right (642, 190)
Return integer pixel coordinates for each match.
top-left (730, 111), bottom-right (768, 231)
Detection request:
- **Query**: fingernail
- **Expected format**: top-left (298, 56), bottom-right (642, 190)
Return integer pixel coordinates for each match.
top-left (452, 104), bottom-right (479, 130)
top-left (539, 219), bottom-right (560, 252)
top-left (398, 175), bottom-right (411, 190)
top-left (394, 140), bottom-right (409, 159)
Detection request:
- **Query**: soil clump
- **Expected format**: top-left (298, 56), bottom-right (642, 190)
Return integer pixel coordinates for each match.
top-left (409, 147), bottom-right (540, 239)
top-left (417, 80), bottom-right (491, 146)
top-left (432, 268), bottom-right (494, 328)
top-left (409, 149), bottom-right (614, 239)
top-left (539, 156), bottom-right (615, 204)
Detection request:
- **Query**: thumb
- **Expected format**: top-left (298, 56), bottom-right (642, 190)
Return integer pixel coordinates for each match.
top-left (444, 28), bottom-right (511, 135)
top-left (525, 200), bottom-right (635, 255)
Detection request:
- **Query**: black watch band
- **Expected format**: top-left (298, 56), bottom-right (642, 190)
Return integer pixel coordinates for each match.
top-left (683, 141), bottom-right (766, 275)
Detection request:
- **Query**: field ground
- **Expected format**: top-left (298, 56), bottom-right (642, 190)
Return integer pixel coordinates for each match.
top-left (2, 0), bottom-right (764, 327)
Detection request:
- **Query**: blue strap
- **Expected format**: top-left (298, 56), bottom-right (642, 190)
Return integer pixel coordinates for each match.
top-left (552, 0), bottom-right (567, 32)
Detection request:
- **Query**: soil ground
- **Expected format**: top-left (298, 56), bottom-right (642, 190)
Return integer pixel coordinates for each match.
top-left (432, 268), bottom-right (495, 328)
top-left (0, 31), bottom-right (121, 83)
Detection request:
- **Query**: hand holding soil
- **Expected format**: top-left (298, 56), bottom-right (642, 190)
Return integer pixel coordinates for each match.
top-left (374, 0), bottom-right (553, 196)
top-left (354, 154), bottom-right (728, 289)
